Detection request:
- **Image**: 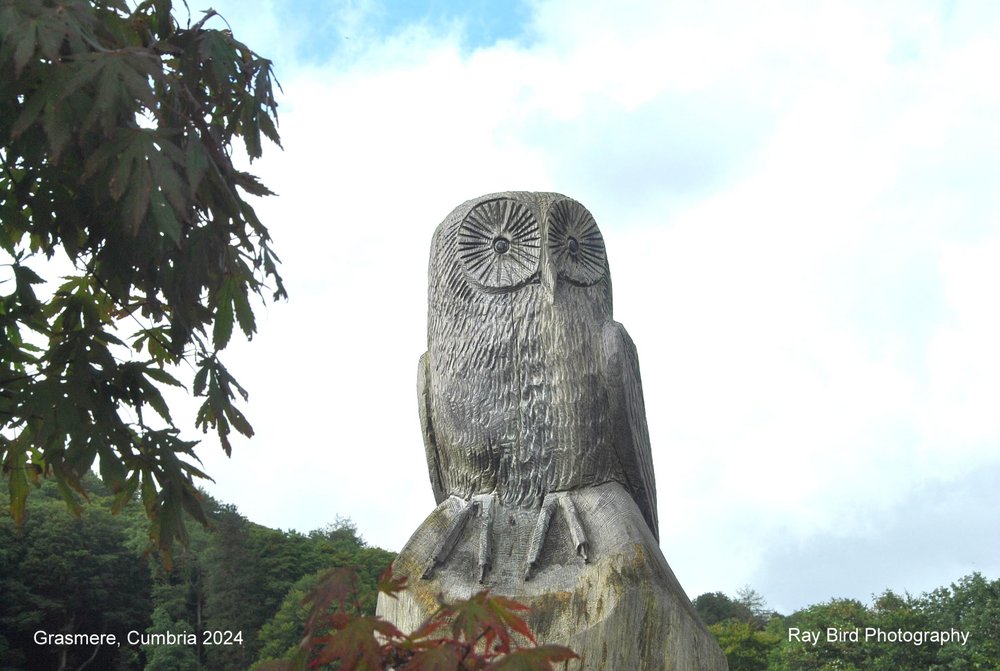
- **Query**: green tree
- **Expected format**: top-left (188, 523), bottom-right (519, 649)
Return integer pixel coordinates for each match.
top-left (770, 598), bottom-right (872, 671)
top-left (694, 591), bottom-right (754, 626)
top-left (142, 605), bottom-right (198, 671)
top-left (143, 512), bottom-right (212, 667)
top-left (708, 618), bottom-right (781, 671)
top-left (735, 585), bottom-right (777, 628)
top-left (201, 503), bottom-right (264, 670)
top-left (0, 0), bottom-right (284, 562)
top-left (305, 518), bottom-right (396, 615)
top-left (254, 569), bottom-right (329, 665)
top-left (921, 573), bottom-right (1000, 669)
top-left (253, 533), bottom-right (396, 668)
top-left (864, 589), bottom-right (938, 671)
top-left (0, 475), bottom-right (152, 670)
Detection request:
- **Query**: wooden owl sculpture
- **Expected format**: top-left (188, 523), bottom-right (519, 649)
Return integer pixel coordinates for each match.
top-left (377, 193), bottom-right (728, 671)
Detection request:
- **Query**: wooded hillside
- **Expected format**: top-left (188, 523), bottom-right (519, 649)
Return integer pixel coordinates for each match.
top-left (0, 474), bottom-right (393, 670)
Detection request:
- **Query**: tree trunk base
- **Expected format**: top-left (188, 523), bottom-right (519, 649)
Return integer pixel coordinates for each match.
top-left (377, 482), bottom-right (729, 671)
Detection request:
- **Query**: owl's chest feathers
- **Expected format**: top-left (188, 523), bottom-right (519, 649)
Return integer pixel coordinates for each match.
top-left (430, 306), bottom-right (619, 503)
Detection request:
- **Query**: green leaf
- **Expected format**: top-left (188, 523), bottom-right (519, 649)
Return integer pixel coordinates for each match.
top-left (179, 485), bottom-right (209, 526)
top-left (145, 366), bottom-right (183, 388)
top-left (53, 466), bottom-right (87, 517)
top-left (232, 283), bottom-right (256, 338)
top-left (111, 473), bottom-right (140, 514)
top-left (42, 84), bottom-right (74, 161)
top-left (0, 0), bottom-right (284, 570)
top-left (213, 281), bottom-right (234, 349)
top-left (223, 404), bottom-right (254, 439)
top-left (10, 86), bottom-right (47, 139)
top-left (192, 362), bottom-right (210, 396)
top-left (147, 136), bottom-right (188, 214)
top-left (34, 11), bottom-right (66, 61)
top-left (122, 158), bottom-right (153, 231)
top-left (141, 471), bottom-right (158, 518)
top-left (12, 263), bottom-right (44, 285)
top-left (185, 139), bottom-right (210, 192)
top-left (151, 189), bottom-right (181, 244)
top-left (158, 482), bottom-right (190, 549)
top-left (4, 444), bottom-right (31, 526)
top-left (60, 53), bottom-right (107, 103)
top-left (12, 19), bottom-right (37, 76)
top-left (98, 439), bottom-right (128, 493)
top-left (140, 375), bottom-right (173, 423)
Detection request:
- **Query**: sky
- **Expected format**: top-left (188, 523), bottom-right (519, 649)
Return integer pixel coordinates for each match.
top-left (167, 0), bottom-right (1000, 615)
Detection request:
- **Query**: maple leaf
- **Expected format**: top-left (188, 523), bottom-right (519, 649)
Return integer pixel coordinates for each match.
top-left (484, 645), bottom-right (579, 671)
top-left (400, 641), bottom-right (466, 671)
top-left (309, 616), bottom-right (402, 671)
top-left (301, 567), bottom-right (359, 634)
top-left (378, 563), bottom-right (409, 598)
top-left (445, 591), bottom-right (535, 655)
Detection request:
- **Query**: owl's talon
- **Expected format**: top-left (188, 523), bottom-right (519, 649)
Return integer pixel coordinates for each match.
top-left (561, 494), bottom-right (590, 565)
top-left (523, 493), bottom-right (589, 581)
top-left (424, 496), bottom-right (498, 582)
top-left (477, 495), bottom-right (495, 583)
top-left (524, 496), bottom-right (556, 581)
top-left (423, 499), bottom-right (475, 580)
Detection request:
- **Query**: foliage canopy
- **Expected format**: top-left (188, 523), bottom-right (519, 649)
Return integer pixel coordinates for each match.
top-left (0, 0), bottom-right (283, 563)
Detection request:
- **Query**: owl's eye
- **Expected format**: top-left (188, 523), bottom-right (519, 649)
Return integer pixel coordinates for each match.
top-left (546, 199), bottom-right (606, 286)
top-left (458, 198), bottom-right (540, 290)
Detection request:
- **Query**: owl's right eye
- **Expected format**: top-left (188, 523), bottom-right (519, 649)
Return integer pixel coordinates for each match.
top-left (458, 198), bottom-right (540, 290)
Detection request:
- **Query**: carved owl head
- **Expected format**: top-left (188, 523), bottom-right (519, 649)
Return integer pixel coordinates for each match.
top-left (428, 192), bottom-right (613, 316)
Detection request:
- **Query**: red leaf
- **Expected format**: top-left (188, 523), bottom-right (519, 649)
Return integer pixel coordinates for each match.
top-left (378, 563), bottom-right (409, 598)
top-left (446, 591), bottom-right (536, 655)
top-left (301, 568), bottom-right (357, 633)
top-left (309, 616), bottom-right (401, 670)
top-left (406, 617), bottom-right (449, 645)
top-left (484, 645), bottom-right (579, 671)
top-left (400, 641), bottom-right (465, 671)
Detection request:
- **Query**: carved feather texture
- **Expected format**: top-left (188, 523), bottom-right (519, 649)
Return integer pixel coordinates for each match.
top-left (420, 192), bottom-right (659, 541)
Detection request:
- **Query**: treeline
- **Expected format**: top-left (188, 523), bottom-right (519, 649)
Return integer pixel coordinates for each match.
top-left (4, 477), bottom-right (998, 671)
top-left (695, 575), bottom-right (1000, 671)
top-left (0, 473), bottom-right (394, 670)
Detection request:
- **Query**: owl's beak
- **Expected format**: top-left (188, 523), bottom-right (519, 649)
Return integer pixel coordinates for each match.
top-left (541, 262), bottom-right (558, 303)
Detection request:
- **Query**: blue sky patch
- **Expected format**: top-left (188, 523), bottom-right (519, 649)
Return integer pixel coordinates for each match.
top-left (270, 0), bottom-right (532, 64)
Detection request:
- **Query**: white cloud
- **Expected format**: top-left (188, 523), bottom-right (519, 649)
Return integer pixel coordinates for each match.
top-left (175, 0), bottom-right (1000, 609)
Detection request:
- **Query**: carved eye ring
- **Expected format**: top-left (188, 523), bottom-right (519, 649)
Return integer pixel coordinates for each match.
top-left (547, 199), bottom-right (606, 286)
top-left (458, 198), bottom-right (540, 289)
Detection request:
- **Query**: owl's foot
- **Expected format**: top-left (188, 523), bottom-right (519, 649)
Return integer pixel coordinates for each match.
top-left (422, 494), bottom-right (495, 582)
top-left (524, 492), bottom-right (589, 581)
top-left (476, 495), bottom-right (495, 583)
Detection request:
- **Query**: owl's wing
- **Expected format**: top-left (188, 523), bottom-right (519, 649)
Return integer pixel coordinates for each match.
top-left (418, 351), bottom-right (447, 505)
top-left (605, 322), bottom-right (659, 542)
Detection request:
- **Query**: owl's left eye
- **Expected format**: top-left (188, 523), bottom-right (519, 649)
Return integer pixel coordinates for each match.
top-left (457, 198), bottom-right (540, 290)
top-left (547, 199), bottom-right (606, 286)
